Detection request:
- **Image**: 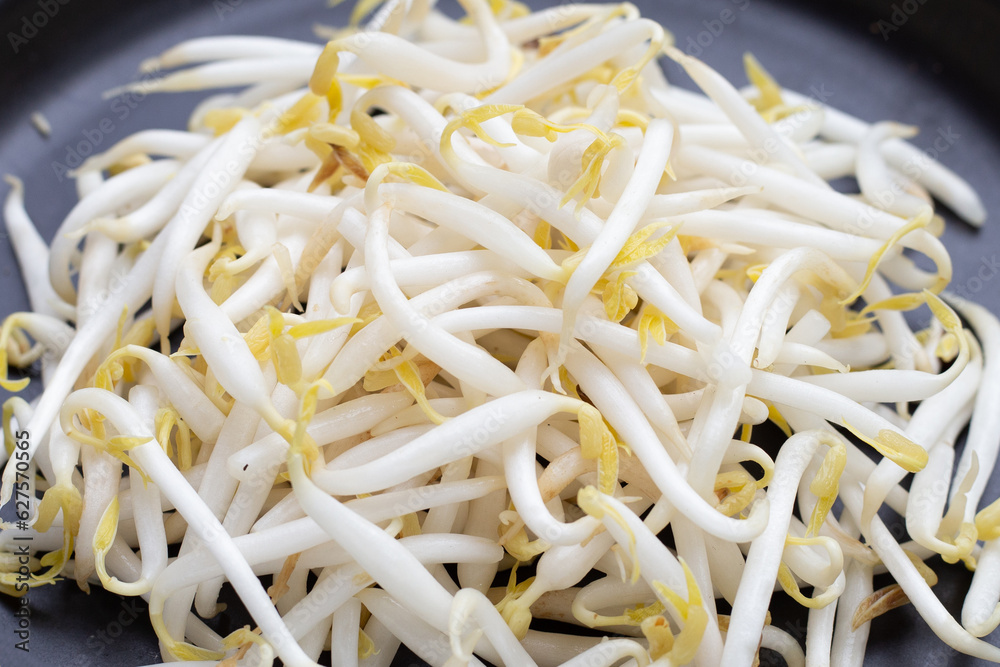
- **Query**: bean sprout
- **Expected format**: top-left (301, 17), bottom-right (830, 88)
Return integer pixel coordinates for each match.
top-left (1, 1), bottom-right (996, 666)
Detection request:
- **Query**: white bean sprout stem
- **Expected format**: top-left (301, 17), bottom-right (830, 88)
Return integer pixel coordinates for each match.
top-left (1, 1), bottom-right (997, 666)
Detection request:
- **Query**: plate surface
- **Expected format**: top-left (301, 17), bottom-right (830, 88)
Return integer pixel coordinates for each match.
top-left (1, 0), bottom-right (999, 665)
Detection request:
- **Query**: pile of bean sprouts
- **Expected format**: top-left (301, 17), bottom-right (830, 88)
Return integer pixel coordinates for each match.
top-left (2, 0), bottom-right (999, 665)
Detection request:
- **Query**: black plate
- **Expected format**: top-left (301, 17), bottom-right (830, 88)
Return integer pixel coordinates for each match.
top-left (1, 0), bottom-right (1000, 665)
